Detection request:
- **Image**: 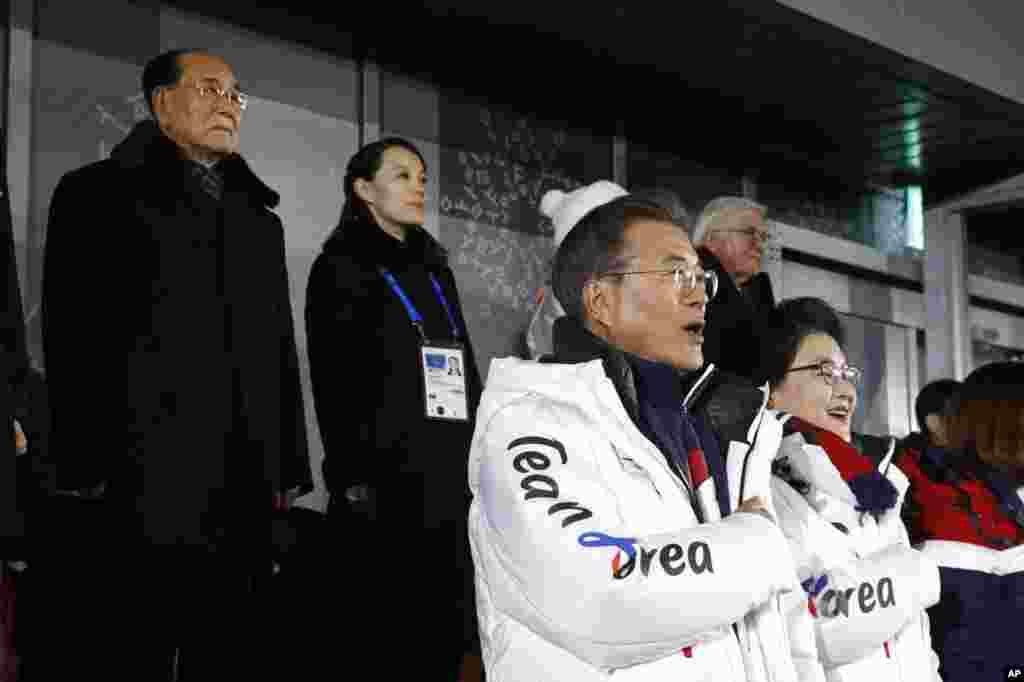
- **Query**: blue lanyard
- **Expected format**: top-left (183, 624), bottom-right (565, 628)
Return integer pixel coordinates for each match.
top-left (379, 269), bottom-right (461, 341)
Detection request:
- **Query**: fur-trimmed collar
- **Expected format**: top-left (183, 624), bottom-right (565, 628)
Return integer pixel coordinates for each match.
top-left (109, 120), bottom-right (280, 209)
top-left (321, 215), bottom-right (449, 272)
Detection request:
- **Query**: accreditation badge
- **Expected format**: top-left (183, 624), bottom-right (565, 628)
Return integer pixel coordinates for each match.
top-left (420, 343), bottom-right (469, 422)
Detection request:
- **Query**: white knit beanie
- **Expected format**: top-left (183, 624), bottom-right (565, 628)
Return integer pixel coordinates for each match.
top-left (540, 180), bottom-right (628, 247)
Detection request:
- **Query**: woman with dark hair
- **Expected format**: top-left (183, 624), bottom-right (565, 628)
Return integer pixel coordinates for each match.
top-left (896, 361), bottom-right (1024, 681)
top-left (760, 297), bottom-right (941, 681)
top-left (305, 138), bottom-right (482, 678)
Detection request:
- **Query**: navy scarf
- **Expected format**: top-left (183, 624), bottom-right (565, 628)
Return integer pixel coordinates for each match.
top-left (629, 354), bottom-right (729, 518)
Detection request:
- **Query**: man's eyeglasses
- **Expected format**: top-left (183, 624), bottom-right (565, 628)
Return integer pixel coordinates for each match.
top-left (597, 266), bottom-right (718, 301)
top-left (713, 227), bottom-right (772, 244)
top-left (172, 82), bottom-right (249, 111)
top-left (784, 361), bottom-right (863, 387)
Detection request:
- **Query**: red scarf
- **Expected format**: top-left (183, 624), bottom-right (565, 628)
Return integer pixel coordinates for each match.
top-left (785, 417), bottom-right (897, 515)
top-left (787, 417), bottom-right (875, 480)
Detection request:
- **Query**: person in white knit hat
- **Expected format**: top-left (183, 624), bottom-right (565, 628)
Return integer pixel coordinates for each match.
top-left (526, 181), bottom-right (628, 359)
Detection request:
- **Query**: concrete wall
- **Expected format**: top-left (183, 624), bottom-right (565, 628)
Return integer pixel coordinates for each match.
top-left (10, 0), bottom-right (1024, 502)
top-left (778, 0), bottom-right (1024, 104)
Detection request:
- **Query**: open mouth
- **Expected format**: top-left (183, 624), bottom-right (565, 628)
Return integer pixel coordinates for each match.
top-left (826, 406), bottom-right (851, 421)
top-left (684, 321), bottom-right (705, 343)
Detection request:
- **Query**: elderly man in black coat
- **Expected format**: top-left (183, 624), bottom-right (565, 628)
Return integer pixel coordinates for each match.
top-left (40, 49), bottom-right (312, 679)
top-left (692, 197), bottom-right (776, 382)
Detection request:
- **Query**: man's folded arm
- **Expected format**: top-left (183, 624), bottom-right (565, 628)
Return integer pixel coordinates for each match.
top-left (474, 401), bottom-right (799, 671)
top-left (800, 544), bottom-right (940, 667)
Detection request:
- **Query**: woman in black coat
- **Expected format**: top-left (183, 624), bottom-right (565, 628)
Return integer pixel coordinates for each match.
top-left (306, 138), bottom-right (482, 678)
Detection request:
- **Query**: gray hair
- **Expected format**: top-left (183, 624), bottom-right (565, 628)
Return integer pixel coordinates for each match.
top-left (692, 196), bottom-right (766, 245)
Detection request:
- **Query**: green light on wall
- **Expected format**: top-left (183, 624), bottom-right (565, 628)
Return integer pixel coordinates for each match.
top-left (906, 185), bottom-right (924, 250)
top-left (902, 98), bottom-right (924, 251)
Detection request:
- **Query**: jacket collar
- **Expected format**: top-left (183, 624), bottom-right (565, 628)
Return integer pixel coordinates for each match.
top-left (321, 215), bottom-right (449, 272)
top-left (109, 120), bottom-right (280, 209)
top-left (550, 316), bottom-right (711, 425)
top-left (698, 246), bottom-right (773, 306)
top-left (780, 417), bottom-right (903, 515)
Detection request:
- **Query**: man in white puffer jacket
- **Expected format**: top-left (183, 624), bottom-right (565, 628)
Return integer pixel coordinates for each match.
top-left (469, 185), bottom-right (815, 681)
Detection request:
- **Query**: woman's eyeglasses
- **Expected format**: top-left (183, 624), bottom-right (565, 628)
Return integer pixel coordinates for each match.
top-left (784, 361), bottom-right (863, 386)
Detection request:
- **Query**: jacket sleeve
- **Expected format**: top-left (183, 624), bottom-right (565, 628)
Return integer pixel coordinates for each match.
top-left (782, 593), bottom-right (940, 682)
top-left (473, 398), bottom-right (800, 671)
top-left (898, 611), bottom-right (942, 681)
top-left (42, 171), bottom-right (127, 490)
top-left (269, 217), bottom-right (313, 496)
top-left (305, 254), bottom-right (378, 496)
top-left (779, 588), bottom-right (827, 682)
top-left (773, 484), bottom-right (941, 668)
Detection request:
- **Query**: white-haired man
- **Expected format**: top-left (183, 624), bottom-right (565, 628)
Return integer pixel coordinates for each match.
top-left (693, 197), bottom-right (775, 380)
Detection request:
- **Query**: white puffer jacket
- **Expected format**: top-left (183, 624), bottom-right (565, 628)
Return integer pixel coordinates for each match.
top-left (468, 357), bottom-right (807, 681)
top-left (770, 420), bottom-right (942, 682)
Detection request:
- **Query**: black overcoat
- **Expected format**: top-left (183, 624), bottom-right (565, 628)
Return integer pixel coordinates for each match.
top-left (42, 121), bottom-right (312, 548)
top-left (306, 218), bottom-right (483, 658)
top-left (698, 247), bottom-right (776, 382)
top-left (305, 216), bottom-right (482, 528)
top-left (2, 153), bottom-right (26, 543)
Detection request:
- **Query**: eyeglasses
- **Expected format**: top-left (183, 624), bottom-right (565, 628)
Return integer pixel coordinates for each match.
top-left (597, 266), bottom-right (718, 301)
top-left (712, 227), bottom-right (772, 244)
top-left (784, 361), bottom-right (863, 386)
top-left (171, 82), bottom-right (249, 111)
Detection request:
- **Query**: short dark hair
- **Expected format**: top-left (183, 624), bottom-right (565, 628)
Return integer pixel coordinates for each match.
top-left (552, 195), bottom-right (672, 321)
top-left (141, 48), bottom-right (208, 116)
top-left (914, 378), bottom-right (961, 437)
top-left (949, 362), bottom-right (1024, 480)
top-left (759, 297), bottom-right (846, 388)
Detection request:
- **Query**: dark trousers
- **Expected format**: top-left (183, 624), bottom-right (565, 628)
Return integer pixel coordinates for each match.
top-left (310, 507), bottom-right (469, 679)
top-left (23, 528), bottom-right (261, 681)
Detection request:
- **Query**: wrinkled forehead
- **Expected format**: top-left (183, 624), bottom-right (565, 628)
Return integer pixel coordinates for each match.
top-left (620, 219), bottom-right (699, 267)
top-left (179, 53), bottom-right (238, 87)
top-left (715, 206), bottom-right (766, 229)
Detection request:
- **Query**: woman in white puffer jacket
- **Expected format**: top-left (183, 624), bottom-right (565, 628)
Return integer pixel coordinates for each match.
top-left (759, 297), bottom-right (942, 682)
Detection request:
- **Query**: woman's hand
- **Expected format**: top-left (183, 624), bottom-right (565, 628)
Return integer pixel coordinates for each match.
top-left (737, 496), bottom-right (775, 522)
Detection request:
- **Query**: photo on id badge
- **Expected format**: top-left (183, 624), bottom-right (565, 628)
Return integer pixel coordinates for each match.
top-left (421, 344), bottom-right (468, 421)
